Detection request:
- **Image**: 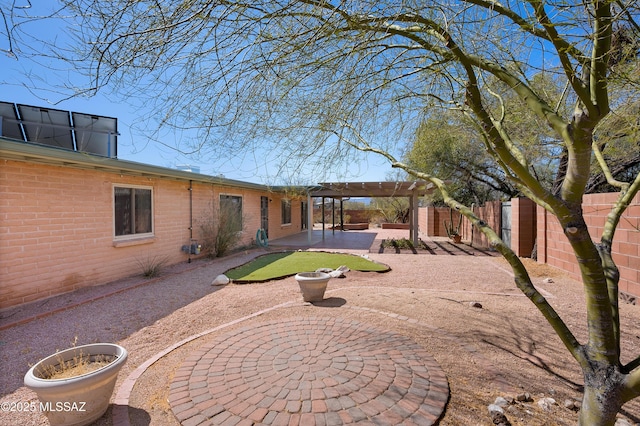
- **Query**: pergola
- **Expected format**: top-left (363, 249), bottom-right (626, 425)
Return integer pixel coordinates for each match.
top-left (306, 181), bottom-right (437, 245)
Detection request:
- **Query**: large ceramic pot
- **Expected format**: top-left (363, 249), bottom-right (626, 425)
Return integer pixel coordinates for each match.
top-left (295, 272), bottom-right (331, 302)
top-left (24, 343), bottom-right (128, 426)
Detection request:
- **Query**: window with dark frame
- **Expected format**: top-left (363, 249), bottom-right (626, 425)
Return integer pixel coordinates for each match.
top-left (281, 199), bottom-right (292, 225)
top-left (114, 186), bottom-right (152, 237)
top-left (220, 194), bottom-right (243, 233)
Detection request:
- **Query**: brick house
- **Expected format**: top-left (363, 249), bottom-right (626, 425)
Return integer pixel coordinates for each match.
top-left (0, 137), bottom-right (308, 310)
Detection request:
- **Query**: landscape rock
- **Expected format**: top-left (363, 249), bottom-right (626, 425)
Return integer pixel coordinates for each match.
top-left (330, 265), bottom-right (350, 277)
top-left (515, 392), bottom-right (532, 402)
top-left (493, 397), bottom-right (510, 407)
top-left (316, 265), bottom-right (350, 278)
top-left (211, 274), bottom-right (230, 285)
top-left (563, 399), bottom-right (581, 411)
top-left (488, 404), bottom-right (511, 426)
top-left (537, 397), bottom-right (556, 412)
top-left (469, 301), bottom-right (483, 308)
top-left (542, 277), bottom-right (554, 284)
top-left (506, 405), bottom-right (519, 415)
top-left (488, 404), bottom-right (504, 415)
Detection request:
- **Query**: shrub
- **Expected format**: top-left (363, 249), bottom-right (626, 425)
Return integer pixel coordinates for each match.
top-left (198, 201), bottom-right (246, 258)
top-left (136, 254), bottom-right (169, 277)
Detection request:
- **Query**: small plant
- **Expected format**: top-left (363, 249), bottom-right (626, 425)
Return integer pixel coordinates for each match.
top-left (444, 208), bottom-right (463, 239)
top-left (136, 254), bottom-right (169, 277)
top-left (380, 238), bottom-right (429, 250)
top-left (33, 337), bottom-right (115, 380)
top-left (381, 238), bottom-right (414, 249)
top-left (37, 352), bottom-right (115, 379)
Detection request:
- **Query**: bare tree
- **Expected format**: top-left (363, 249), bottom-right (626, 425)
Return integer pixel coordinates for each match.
top-left (4, 1), bottom-right (640, 424)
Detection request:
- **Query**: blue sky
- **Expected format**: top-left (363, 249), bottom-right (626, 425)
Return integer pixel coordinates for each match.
top-left (0, 69), bottom-right (395, 185)
top-left (0, 3), bottom-right (396, 185)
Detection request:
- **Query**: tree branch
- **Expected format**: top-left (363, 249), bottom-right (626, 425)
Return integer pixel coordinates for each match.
top-left (330, 124), bottom-right (585, 364)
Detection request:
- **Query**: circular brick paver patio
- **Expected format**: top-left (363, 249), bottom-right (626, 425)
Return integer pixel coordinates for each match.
top-left (169, 316), bottom-right (449, 425)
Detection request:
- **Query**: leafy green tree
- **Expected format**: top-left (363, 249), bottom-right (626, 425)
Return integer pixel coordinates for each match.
top-left (4, 1), bottom-right (640, 424)
top-left (370, 197), bottom-right (410, 223)
top-left (407, 114), bottom-right (519, 205)
top-left (586, 44), bottom-right (640, 193)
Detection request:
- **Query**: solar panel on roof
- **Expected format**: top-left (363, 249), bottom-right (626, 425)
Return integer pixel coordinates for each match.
top-left (0, 101), bottom-right (25, 140)
top-left (72, 112), bottom-right (118, 157)
top-left (0, 101), bottom-right (118, 158)
top-left (18, 104), bottom-right (74, 150)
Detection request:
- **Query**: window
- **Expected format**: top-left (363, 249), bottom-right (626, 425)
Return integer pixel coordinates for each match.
top-left (281, 199), bottom-right (292, 225)
top-left (114, 186), bottom-right (153, 237)
top-left (220, 194), bottom-right (243, 233)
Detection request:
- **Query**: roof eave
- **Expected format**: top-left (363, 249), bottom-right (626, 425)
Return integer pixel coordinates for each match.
top-left (0, 137), bottom-right (271, 192)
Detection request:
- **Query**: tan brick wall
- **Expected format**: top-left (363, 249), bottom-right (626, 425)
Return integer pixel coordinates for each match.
top-left (418, 194), bottom-right (638, 301)
top-left (0, 159), bottom-right (302, 309)
top-left (419, 202), bottom-right (500, 249)
top-left (418, 206), bottom-right (465, 238)
top-left (537, 192), bottom-right (640, 299)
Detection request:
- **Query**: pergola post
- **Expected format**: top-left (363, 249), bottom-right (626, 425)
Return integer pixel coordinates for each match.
top-left (411, 192), bottom-right (419, 245)
top-left (307, 191), bottom-right (313, 245)
top-left (332, 198), bottom-right (335, 235)
top-left (321, 197), bottom-right (326, 240)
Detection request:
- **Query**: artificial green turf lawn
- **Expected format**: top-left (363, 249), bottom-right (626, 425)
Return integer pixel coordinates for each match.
top-left (225, 251), bottom-right (389, 282)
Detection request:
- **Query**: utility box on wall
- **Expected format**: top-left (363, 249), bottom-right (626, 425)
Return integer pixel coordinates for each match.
top-left (181, 240), bottom-right (201, 255)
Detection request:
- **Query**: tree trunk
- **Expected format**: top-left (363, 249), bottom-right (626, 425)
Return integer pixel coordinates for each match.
top-left (578, 366), bottom-right (625, 426)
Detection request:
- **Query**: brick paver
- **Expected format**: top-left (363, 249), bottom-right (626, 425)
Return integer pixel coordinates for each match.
top-left (169, 316), bottom-right (449, 425)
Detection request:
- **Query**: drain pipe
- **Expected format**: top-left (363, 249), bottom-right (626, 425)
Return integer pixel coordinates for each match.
top-left (188, 180), bottom-right (193, 263)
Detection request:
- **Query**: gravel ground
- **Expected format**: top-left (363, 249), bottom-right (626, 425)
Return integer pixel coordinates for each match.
top-left (1, 235), bottom-right (639, 426)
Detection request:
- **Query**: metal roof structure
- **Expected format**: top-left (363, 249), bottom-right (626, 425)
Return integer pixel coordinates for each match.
top-left (310, 181), bottom-right (437, 246)
top-left (311, 181), bottom-right (435, 198)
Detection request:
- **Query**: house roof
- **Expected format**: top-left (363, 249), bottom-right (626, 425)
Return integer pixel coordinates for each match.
top-left (1, 137), bottom-right (435, 198)
top-left (0, 136), bottom-right (275, 192)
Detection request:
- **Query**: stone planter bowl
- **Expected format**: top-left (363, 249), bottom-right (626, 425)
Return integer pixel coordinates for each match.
top-left (295, 272), bottom-right (331, 302)
top-left (24, 343), bottom-right (128, 426)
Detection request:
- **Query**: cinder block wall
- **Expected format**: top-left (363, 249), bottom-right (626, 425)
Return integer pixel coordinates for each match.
top-left (419, 202), bottom-right (500, 249)
top-left (467, 201), bottom-right (501, 249)
top-left (537, 192), bottom-right (640, 300)
top-left (0, 159), bottom-right (302, 310)
top-left (419, 194), bottom-right (638, 301)
top-left (419, 206), bottom-right (465, 238)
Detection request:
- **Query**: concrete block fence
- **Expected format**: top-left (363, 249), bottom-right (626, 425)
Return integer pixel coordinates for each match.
top-left (419, 194), bottom-right (639, 302)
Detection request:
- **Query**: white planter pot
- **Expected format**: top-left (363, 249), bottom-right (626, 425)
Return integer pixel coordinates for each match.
top-left (24, 343), bottom-right (128, 426)
top-left (295, 272), bottom-right (331, 302)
